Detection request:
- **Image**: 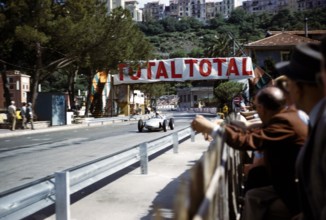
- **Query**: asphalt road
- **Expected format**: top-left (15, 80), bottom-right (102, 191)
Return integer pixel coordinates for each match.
top-left (0, 112), bottom-right (204, 193)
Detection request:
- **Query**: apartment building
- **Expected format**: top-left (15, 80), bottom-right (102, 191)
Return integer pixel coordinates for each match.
top-left (143, 1), bottom-right (166, 21)
top-left (103, 0), bottom-right (144, 21)
top-left (0, 70), bottom-right (30, 109)
top-left (144, 0), bottom-right (239, 22)
top-left (125, 0), bottom-right (143, 21)
top-left (206, 0), bottom-right (236, 20)
top-left (242, 0), bottom-right (326, 14)
top-left (177, 0), bottom-right (206, 21)
top-left (104, 0), bottom-right (125, 13)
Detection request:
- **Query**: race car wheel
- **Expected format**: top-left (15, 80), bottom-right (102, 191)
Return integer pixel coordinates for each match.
top-left (163, 119), bottom-right (167, 132)
top-left (138, 119), bottom-right (144, 132)
top-left (169, 118), bottom-right (175, 130)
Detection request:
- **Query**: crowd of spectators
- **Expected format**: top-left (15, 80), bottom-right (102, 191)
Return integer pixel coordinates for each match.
top-left (191, 37), bottom-right (326, 220)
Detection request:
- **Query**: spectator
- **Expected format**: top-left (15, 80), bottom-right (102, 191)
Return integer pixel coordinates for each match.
top-left (191, 86), bottom-right (308, 220)
top-left (7, 100), bottom-right (16, 131)
top-left (20, 102), bottom-right (27, 129)
top-left (276, 41), bottom-right (325, 220)
top-left (274, 75), bottom-right (309, 124)
top-left (26, 102), bottom-right (34, 130)
top-left (222, 103), bottom-right (228, 118)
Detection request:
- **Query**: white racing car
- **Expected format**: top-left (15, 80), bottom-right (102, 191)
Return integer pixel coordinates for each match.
top-left (138, 113), bottom-right (174, 132)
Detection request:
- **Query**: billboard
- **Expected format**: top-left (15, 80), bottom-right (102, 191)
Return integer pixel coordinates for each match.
top-left (114, 57), bottom-right (254, 85)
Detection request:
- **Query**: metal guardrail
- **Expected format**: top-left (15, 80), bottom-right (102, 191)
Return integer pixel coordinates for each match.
top-left (0, 127), bottom-right (194, 220)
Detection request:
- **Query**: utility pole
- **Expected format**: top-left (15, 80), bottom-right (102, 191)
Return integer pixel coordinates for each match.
top-left (304, 17), bottom-right (309, 38)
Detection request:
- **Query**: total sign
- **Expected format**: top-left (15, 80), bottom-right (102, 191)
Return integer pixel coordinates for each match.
top-left (114, 57), bottom-right (254, 85)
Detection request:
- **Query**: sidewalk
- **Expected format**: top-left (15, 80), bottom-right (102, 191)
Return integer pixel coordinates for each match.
top-left (42, 134), bottom-right (209, 220)
top-left (0, 115), bottom-right (148, 139)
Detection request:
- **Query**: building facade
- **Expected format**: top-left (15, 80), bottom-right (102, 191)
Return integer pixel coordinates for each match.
top-left (143, 1), bottom-right (166, 21)
top-left (242, 0), bottom-right (326, 14)
top-left (125, 0), bottom-right (143, 21)
top-left (0, 70), bottom-right (31, 109)
top-left (177, 87), bottom-right (214, 108)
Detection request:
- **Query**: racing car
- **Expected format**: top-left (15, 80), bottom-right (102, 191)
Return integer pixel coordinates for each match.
top-left (138, 112), bottom-right (174, 132)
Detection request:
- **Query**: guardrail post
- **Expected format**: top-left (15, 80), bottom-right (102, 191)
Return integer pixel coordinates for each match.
top-left (191, 130), bottom-right (195, 142)
top-left (173, 133), bottom-right (179, 153)
top-left (55, 171), bottom-right (70, 220)
top-left (139, 143), bottom-right (148, 174)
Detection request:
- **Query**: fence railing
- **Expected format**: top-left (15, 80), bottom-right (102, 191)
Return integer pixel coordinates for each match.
top-left (170, 113), bottom-right (244, 220)
top-left (0, 127), bottom-right (194, 220)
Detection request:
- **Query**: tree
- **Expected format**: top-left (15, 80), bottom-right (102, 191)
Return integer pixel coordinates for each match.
top-left (77, 7), bottom-right (152, 116)
top-left (160, 17), bottom-right (177, 32)
top-left (214, 80), bottom-right (246, 109)
top-left (203, 33), bottom-right (233, 57)
top-left (0, 0), bottom-right (57, 108)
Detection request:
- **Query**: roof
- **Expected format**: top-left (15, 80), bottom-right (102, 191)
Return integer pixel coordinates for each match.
top-left (268, 30), bottom-right (326, 35)
top-left (245, 32), bottom-right (320, 49)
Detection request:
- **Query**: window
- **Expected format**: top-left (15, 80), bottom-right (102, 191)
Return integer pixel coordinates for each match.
top-left (194, 95), bottom-right (198, 101)
top-left (281, 51), bottom-right (290, 61)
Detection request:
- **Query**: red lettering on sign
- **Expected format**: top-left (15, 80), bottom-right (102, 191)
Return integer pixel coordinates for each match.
top-left (156, 61), bottom-right (168, 79)
top-left (171, 61), bottom-right (182, 78)
top-left (147, 62), bottom-right (155, 79)
top-left (213, 58), bottom-right (226, 76)
top-left (242, 57), bottom-right (253, 76)
top-left (130, 66), bottom-right (141, 80)
top-left (118, 63), bottom-right (127, 80)
top-left (227, 58), bottom-right (239, 76)
top-left (185, 59), bottom-right (198, 77)
top-left (199, 59), bottom-right (211, 77)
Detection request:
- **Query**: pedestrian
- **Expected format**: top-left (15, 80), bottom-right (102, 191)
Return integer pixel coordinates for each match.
top-left (20, 102), bottom-right (27, 129)
top-left (276, 41), bottom-right (325, 220)
top-left (191, 86), bottom-right (308, 220)
top-left (26, 102), bottom-right (34, 130)
top-left (222, 103), bottom-right (228, 118)
top-left (7, 100), bottom-right (16, 131)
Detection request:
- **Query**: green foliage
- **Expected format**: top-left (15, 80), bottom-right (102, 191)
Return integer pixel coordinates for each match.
top-left (214, 81), bottom-right (246, 106)
top-left (169, 50), bottom-right (187, 58)
top-left (139, 7), bottom-right (326, 58)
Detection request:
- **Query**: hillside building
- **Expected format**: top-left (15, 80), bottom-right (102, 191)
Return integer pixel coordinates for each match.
top-left (242, 0), bottom-right (326, 14)
top-left (0, 70), bottom-right (31, 109)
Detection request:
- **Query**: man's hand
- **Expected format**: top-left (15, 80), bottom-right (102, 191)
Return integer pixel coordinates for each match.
top-left (191, 115), bottom-right (220, 141)
top-left (191, 115), bottom-right (216, 134)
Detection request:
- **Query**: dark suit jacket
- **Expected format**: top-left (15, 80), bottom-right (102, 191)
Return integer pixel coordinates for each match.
top-left (297, 98), bottom-right (326, 220)
top-left (223, 108), bottom-right (308, 215)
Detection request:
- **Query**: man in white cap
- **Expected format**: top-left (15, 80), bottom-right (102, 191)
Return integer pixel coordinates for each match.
top-left (7, 100), bottom-right (16, 131)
